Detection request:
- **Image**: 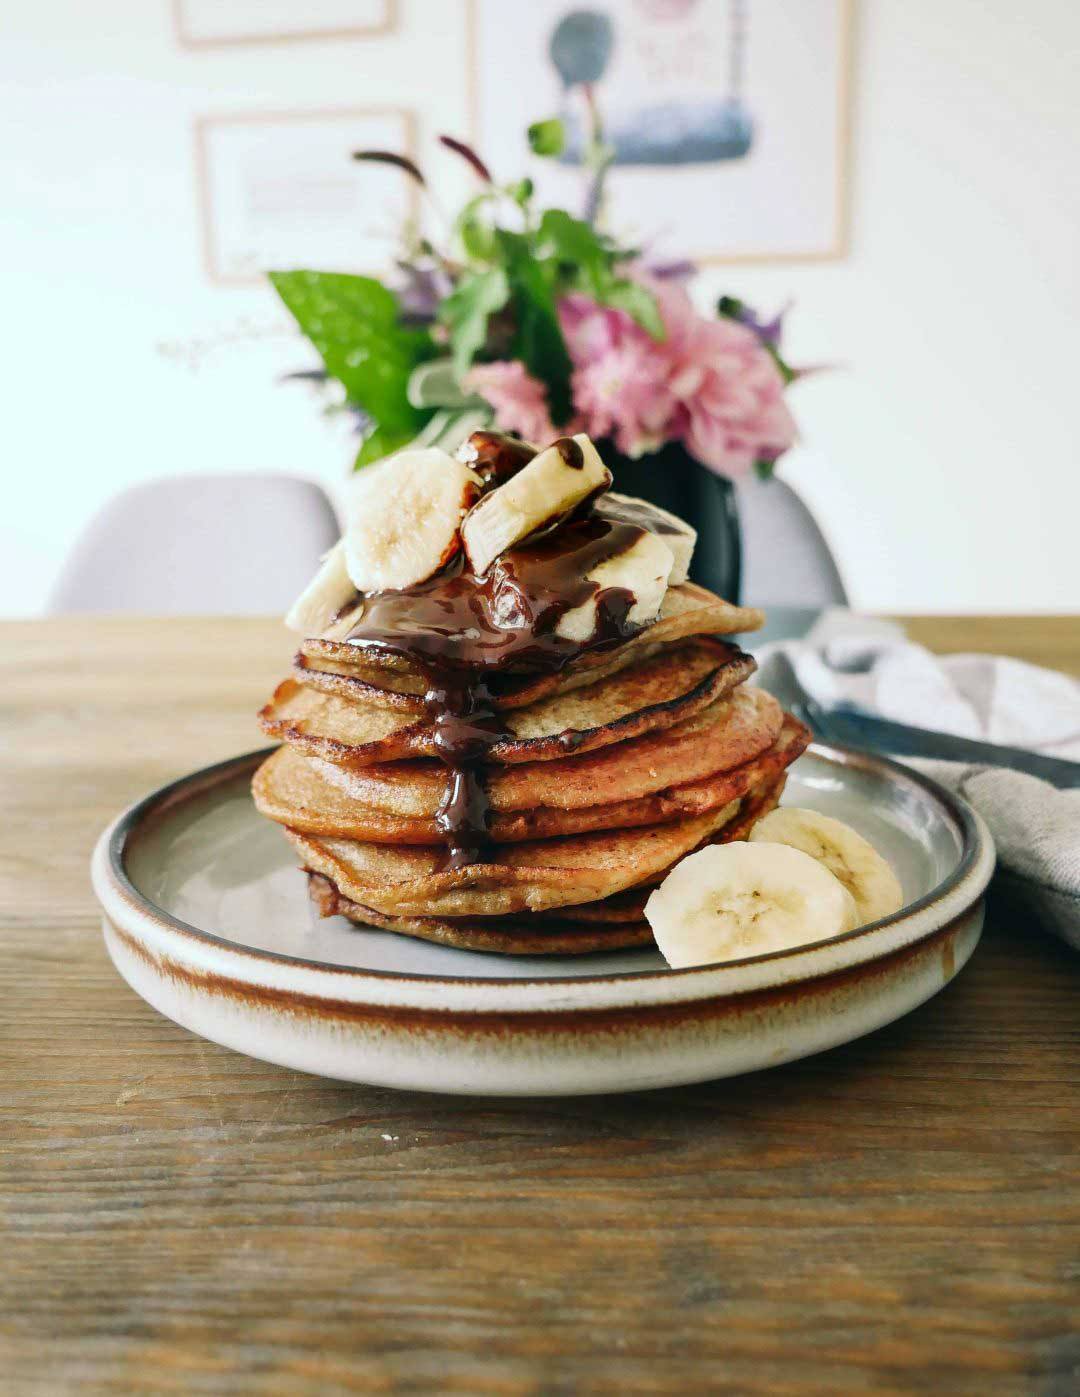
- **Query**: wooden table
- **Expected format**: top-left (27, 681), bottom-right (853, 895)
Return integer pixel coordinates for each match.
top-left (3, 617), bottom-right (1078, 1394)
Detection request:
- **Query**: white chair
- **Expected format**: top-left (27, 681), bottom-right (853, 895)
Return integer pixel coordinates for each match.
top-left (49, 473), bottom-right (340, 614)
top-left (736, 474), bottom-right (847, 609)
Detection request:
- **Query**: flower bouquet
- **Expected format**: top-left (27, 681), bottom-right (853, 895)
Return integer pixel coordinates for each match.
top-left (271, 124), bottom-right (801, 599)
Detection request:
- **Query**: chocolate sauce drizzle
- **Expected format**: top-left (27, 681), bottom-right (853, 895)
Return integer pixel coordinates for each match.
top-left (342, 434), bottom-right (653, 869)
top-left (426, 674), bottom-right (500, 869)
top-left (455, 429), bottom-right (537, 486)
top-left (596, 492), bottom-right (683, 536)
top-left (554, 436), bottom-right (585, 469)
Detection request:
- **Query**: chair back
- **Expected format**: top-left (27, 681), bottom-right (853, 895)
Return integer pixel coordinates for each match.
top-left (49, 473), bottom-right (340, 614)
top-left (736, 474), bottom-right (847, 608)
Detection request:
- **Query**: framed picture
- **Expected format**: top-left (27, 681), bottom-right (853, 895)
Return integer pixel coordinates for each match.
top-left (196, 108), bottom-right (418, 286)
top-left (468, 0), bottom-right (852, 263)
top-left (174, 0), bottom-right (395, 48)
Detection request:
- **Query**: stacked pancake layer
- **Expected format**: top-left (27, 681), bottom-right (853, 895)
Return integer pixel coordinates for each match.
top-left (253, 582), bottom-right (811, 954)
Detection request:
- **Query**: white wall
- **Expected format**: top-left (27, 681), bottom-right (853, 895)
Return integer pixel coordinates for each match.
top-left (719, 0), bottom-right (1080, 613)
top-left (2, 0), bottom-right (1078, 615)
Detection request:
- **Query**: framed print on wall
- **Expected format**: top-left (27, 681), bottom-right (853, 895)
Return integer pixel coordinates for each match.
top-left (468, 0), bottom-right (852, 263)
top-left (174, 0), bottom-right (395, 48)
top-left (196, 108), bottom-right (418, 286)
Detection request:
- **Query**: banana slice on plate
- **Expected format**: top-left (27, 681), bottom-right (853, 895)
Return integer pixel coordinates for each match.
top-left (555, 528), bottom-right (675, 641)
top-left (344, 447), bottom-right (481, 592)
top-left (749, 808), bottom-right (904, 927)
top-left (285, 542), bottom-right (356, 636)
top-left (461, 433), bottom-right (611, 575)
top-left (645, 841), bottom-right (857, 969)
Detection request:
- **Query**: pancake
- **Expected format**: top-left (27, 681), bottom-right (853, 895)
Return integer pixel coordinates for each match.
top-left (257, 747), bottom-right (746, 843)
top-left (253, 711), bottom-right (806, 844)
top-left (300, 770), bottom-right (791, 949)
top-left (302, 773), bottom-right (791, 951)
top-left (296, 582), bottom-right (764, 710)
top-left (277, 687), bottom-right (783, 822)
top-left (283, 797), bottom-right (748, 918)
top-left (261, 639), bottom-right (755, 767)
top-left (306, 874), bottom-right (655, 955)
top-left (537, 772), bottom-right (790, 924)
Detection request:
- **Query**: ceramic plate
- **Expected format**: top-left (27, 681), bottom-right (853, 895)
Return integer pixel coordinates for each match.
top-left (92, 746), bottom-right (994, 1096)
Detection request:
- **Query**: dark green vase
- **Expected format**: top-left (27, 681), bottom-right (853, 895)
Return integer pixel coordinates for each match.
top-left (600, 439), bottom-right (743, 602)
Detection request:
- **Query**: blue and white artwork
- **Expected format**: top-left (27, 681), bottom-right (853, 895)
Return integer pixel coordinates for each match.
top-left (551, 5), bottom-right (754, 166)
top-left (472, 0), bottom-right (848, 261)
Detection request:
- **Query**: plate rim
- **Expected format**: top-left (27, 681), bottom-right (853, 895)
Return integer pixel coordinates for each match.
top-left (93, 742), bottom-right (994, 1000)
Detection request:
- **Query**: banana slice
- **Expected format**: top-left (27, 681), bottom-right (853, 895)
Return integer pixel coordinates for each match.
top-left (285, 542), bottom-right (357, 636)
top-left (461, 433), bottom-right (612, 575)
top-left (749, 808), bottom-right (903, 928)
top-left (556, 528), bottom-right (675, 641)
top-left (597, 492), bottom-right (696, 586)
top-left (320, 597), bottom-right (366, 642)
top-left (645, 841), bottom-right (857, 969)
top-left (343, 448), bottom-right (481, 593)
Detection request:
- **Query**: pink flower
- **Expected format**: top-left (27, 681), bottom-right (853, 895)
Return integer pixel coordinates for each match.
top-left (558, 293), bottom-right (622, 362)
top-left (463, 361), bottom-right (558, 444)
top-left (571, 339), bottom-right (674, 457)
top-left (559, 292), bottom-right (675, 458)
top-left (642, 274), bottom-right (701, 353)
top-left (464, 273), bottom-right (797, 476)
top-left (671, 315), bottom-right (797, 476)
top-left (560, 272), bottom-right (796, 477)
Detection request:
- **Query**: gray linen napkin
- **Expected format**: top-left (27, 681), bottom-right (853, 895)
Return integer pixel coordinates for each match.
top-left (752, 611), bottom-right (1080, 949)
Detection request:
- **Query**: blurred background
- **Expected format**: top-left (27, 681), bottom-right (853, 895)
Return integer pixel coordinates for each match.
top-left (3, 0), bottom-right (1078, 616)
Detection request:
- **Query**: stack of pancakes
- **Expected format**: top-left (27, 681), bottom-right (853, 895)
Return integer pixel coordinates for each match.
top-left (253, 582), bottom-right (810, 955)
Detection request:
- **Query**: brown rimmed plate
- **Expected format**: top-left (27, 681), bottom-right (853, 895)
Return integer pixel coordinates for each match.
top-left (91, 745), bottom-right (994, 1095)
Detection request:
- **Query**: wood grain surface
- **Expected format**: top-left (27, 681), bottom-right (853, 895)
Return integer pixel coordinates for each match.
top-left (2, 616), bottom-right (1078, 1395)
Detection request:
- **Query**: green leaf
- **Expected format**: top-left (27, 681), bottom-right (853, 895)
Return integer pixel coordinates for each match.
top-left (534, 211), bottom-right (664, 341)
top-left (767, 345), bottom-right (797, 386)
top-left (355, 423), bottom-right (416, 468)
top-left (269, 270), bottom-right (433, 451)
top-left (407, 358), bottom-right (488, 410)
top-left (437, 266), bottom-right (510, 380)
top-left (536, 208), bottom-right (610, 257)
top-left (536, 208), bottom-right (611, 293)
top-left (418, 405), bottom-right (494, 454)
top-left (459, 212), bottom-right (498, 263)
top-left (356, 405), bottom-right (494, 469)
top-left (528, 118), bottom-right (565, 157)
top-left (599, 279), bottom-right (666, 340)
top-left (453, 191), bottom-right (498, 263)
top-left (495, 230), bottom-right (573, 424)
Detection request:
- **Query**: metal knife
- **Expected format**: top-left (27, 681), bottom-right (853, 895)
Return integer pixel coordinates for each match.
top-left (797, 704), bottom-right (1080, 789)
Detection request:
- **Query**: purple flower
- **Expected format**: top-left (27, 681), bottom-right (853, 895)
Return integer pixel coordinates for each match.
top-left (395, 262), bottom-right (453, 324)
top-left (718, 294), bottom-right (790, 352)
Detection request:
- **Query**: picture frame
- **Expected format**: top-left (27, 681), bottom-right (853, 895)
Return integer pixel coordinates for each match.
top-left (174, 0), bottom-right (395, 49)
top-left (467, 0), bottom-right (853, 264)
top-left (195, 107), bottom-right (419, 287)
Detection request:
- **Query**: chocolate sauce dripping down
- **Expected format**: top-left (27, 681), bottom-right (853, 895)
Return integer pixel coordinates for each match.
top-left (345, 517), bottom-right (650, 870)
top-left (426, 673), bottom-right (500, 869)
